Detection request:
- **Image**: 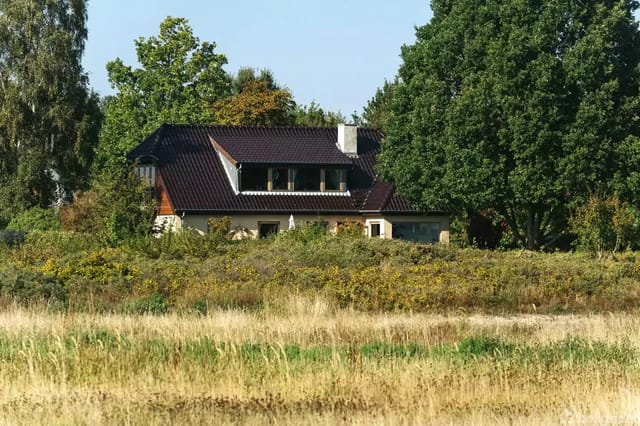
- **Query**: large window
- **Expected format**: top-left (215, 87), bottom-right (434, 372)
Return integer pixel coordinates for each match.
top-left (259, 222), bottom-right (279, 238)
top-left (239, 166), bottom-right (345, 193)
top-left (392, 222), bottom-right (440, 243)
top-left (272, 168), bottom-right (289, 190)
top-left (324, 169), bottom-right (342, 191)
top-left (294, 168), bottom-right (321, 191)
top-left (241, 167), bottom-right (268, 191)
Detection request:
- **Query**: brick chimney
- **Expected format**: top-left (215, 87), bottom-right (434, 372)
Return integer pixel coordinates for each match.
top-left (337, 124), bottom-right (358, 157)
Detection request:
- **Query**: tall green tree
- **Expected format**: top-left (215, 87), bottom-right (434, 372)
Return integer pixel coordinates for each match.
top-left (95, 17), bottom-right (231, 172)
top-left (362, 79), bottom-right (398, 130)
top-left (293, 101), bottom-right (347, 127)
top-left (0, 0), bottom-right (101, 216)
top-left (232, 67), bottom-right (279, 94)
top-left (380, 0), bottom-right (640, 249)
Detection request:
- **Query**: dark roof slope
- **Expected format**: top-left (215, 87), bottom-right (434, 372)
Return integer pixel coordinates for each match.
top-left (210, 126), bottom-right (352, 165)
top-left (127, 124), bottom-right (432, 215)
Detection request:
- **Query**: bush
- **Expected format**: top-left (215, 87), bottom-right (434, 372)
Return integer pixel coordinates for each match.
top-left (120, 293), bottom-right (167, 315)
top-left (91, 167), bottom-right (156, 246)
top-left (59, 191), bottom-right (100, 233)
top-left (570, 195), bottom-right (638, 256)
top-left (0, 265), bottom-right (67, 306)
top-left (10, 231), bottom-right (99, 264)
top-left (0, 230), bottom-right (27, 248)
top-left (6, 207), bottom-right (60, 231)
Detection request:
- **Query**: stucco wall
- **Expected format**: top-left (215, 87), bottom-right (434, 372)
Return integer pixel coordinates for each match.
top-left (154, 215), bottom-right (181, 233)
top-left (182, 214), bottom-right (364, 238)
top-left (365, 215), bottom-right (449, 244)
top-left (173, 213), bottom-right (449, 244)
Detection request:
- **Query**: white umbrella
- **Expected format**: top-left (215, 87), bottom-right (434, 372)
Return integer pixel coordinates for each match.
top-left (288, 214), bottom-right (295, 231)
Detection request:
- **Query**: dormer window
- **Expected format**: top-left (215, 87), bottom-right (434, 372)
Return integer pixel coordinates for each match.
top-left (323, 169), bottom-right (344, 191)
top-left (137, 164), bottom-right (156, 186)
top-left (240, 167), bottom-right (268, 191)
top-left (294, 168), bottom-right (321, 191)
top-left (271, 168), bottom-right (289, 190)
top-left (239, 166), bottom-right (346, 193)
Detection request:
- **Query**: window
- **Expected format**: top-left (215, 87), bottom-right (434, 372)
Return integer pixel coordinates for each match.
top-left (392, 222), bottom-right (440, 243)
top-left (370, 223), bottom-right (381, 237)
top-left (241, 167), bottom-right (268, 191)
top-left (294, 168), bottom-right (321, 191)
top-left (324, 169), bottom-right (342, 191)
top-left (272, 168), bottom-right (289, 190)
top-left (259, 222), bottom-right (280, 238)
top-left (240, 166), bottom-right (345, 192)
top-left (137, 165), bottom-right (155, 186)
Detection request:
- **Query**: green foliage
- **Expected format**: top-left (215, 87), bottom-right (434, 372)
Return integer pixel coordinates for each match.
top-left (361, 79), bottom-right (398, 130)
top-left (59, 190), bottom-right (100, 233)
top-left (6, 207), bottom-right (60, 231)
top-left (293, 101), bottom-right (347, 127)
top-left (232, 67), bottom-right (280, 94)
top-left (0, 265), bottom-right (66, 306)
top-left (381, 0), bottom-right (640, 250)
top-left (91, 167), bottom-right (156, 246)
top-left (127, 228), bottom-right (229, 260)
top-left (0, 0), bottom-right (101, 215)
top-left (9, 231), bottom-right (99, 264)
top-left (5, 227), bottom-right (640, 314)
top-left (570, 195), bottom-right (638, 256)
top-left (336, 220), bottom-right (365, 239)
top-left (207, 216), bottom-right (231, 238)
top-left (94, 16), bottom-right (231, 172)
top-left (120, 293), bottom-right (168, 315)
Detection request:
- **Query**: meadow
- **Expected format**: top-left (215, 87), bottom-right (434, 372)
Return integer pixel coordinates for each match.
top-left (0, 302), bottom-right (639, 425)
top-left (1, 230), bottom-right (640, 424)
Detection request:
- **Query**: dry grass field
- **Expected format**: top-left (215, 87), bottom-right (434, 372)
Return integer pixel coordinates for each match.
top-left (0, 297), bottom-right (639, 425)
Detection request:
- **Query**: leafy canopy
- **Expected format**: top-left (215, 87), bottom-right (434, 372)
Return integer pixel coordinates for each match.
top-left (0, 0), bottom-right (101, 216)
top-left (95, 16), bottom-right (231, 172)
top-left (381, 0), bottom-right (640, 249)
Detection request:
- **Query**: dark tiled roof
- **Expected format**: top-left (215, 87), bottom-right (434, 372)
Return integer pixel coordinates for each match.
top-left (210, 126), bottom-right (353, 165)
top-left (127, 124), bottom-right (428, 215)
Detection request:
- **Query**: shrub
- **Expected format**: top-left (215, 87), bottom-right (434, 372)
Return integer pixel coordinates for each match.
top-left (91, 167), bottom-right (156, 246)
top-left (120, 293), bottom-right (168, 315)
top-left (336, 220), bottom-right (365, 238)
top-left (0, 230), bottom-right (27, 248)
top-left (570, 195), bottom-right (637, 256)
top-left (59, 191), bottom-right (100, 233)
top-left (207, 216), bottom-right (232, 239)
top-left (6, 207), bottom-right (60, 231)
top-left (0, 265), bottom-right (67, 306)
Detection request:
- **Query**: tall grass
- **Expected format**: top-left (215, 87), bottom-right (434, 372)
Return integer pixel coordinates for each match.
top-left (0, 302), bottom-right (639, 424)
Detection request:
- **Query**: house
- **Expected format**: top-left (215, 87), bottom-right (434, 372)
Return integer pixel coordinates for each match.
top-left (127, 124), bottom-right (449, 243)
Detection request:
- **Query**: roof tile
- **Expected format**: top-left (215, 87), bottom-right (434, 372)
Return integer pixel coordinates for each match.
top-left (128, 124), bottom-right (429, 215)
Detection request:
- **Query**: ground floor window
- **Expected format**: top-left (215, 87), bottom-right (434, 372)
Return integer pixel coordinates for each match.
top-left (370, 222), bottom-right (381, 237)
top-left (392, 222), bottom-right (440, 243)
top-left (258, 222), bottom-right (280, 238)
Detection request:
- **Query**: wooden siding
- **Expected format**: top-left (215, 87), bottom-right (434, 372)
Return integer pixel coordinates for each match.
top-left (158, 187), bottom-right (174, 215)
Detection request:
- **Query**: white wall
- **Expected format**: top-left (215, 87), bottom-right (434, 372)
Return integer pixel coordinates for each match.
top-left (170, 213), bottom-right (449, 244)
top-left (182, 214), bottom-right (364, 237)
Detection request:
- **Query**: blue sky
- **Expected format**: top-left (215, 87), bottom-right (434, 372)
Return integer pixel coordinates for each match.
top-left (83, 1), bottom-right (432, 116)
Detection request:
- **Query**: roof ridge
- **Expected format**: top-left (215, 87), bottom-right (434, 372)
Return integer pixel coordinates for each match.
top-left (154, 123), bottom-right (383, 132)
top-left (360, 175), bottom-right (378, 210)
top-left (379, 181), bottom-right (396, 211)
top-left (360, 175), bottom-right (395, 211)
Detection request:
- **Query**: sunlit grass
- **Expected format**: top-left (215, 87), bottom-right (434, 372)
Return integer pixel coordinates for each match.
top-left (0, 299), bottom-right (639, 424)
